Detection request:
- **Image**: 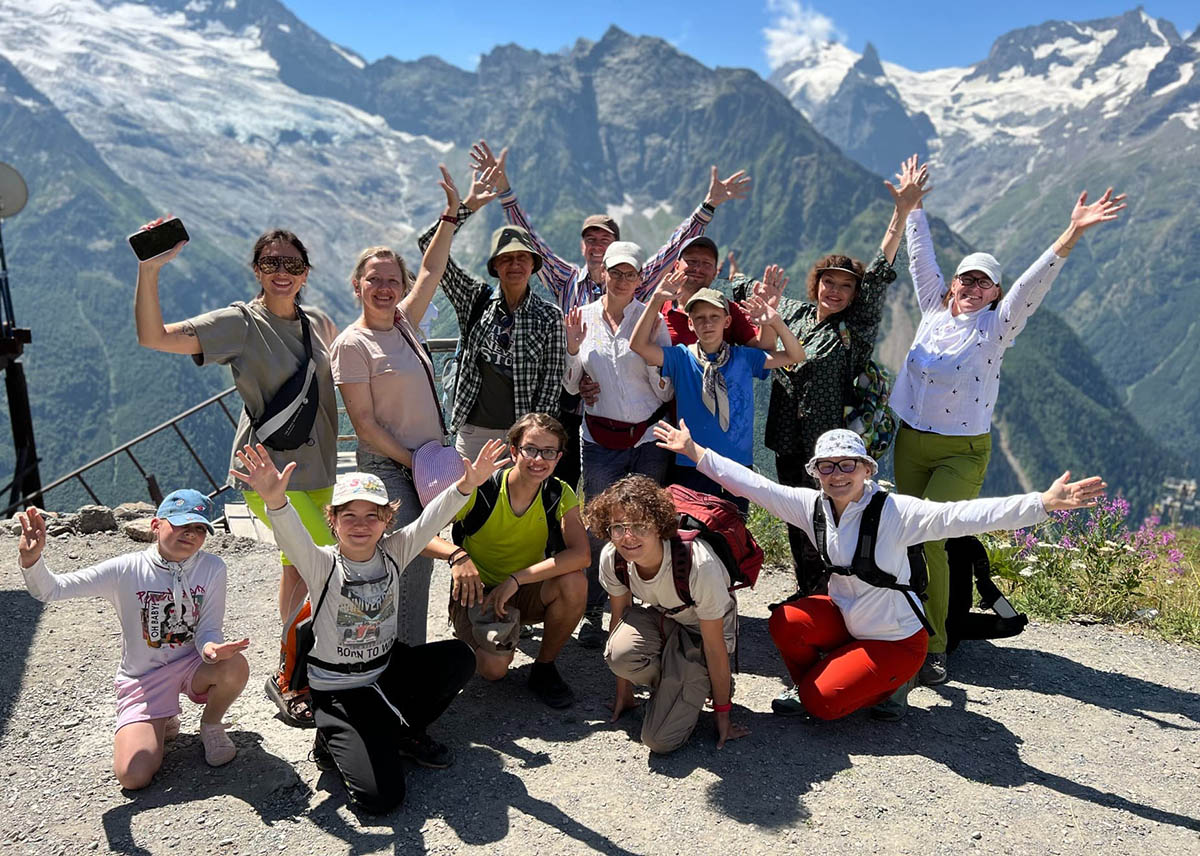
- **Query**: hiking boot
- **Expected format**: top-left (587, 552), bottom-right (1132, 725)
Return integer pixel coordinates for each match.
top-left (396, 732), bottom-right (454, 769)
top-left (199, 722), bottom-right (237, 767)
top-left (771, 685), bottom-right (806, 717)
top-left (529, 661), bottom-right (575, 709)
top-left (870, 675), bottom-right (919, 722)
top-left (310, 730), bottom-right (336, 773)
top-left (162, 715), bottom-right (181, 741)
top-left (577, 607), bottom-right (607, 650)
top-left (919, 652), bottom-right (948, 686)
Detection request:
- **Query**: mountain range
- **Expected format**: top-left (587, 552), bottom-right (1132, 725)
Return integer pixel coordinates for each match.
top-left (0, 0), bottom-right (1183, 517)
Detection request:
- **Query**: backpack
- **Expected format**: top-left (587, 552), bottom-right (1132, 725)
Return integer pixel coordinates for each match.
top-left (811, 490), bottom-right (933, 635)
top-left (945, 536), bottom-right (1028, 652)
top-left (837, 321), bottom-right (897, 459)
top-left (441, 288), bottom-right (493, 417)
top-left (451, 469), bottom-right (567, 558)
top-left (612, 483), bottom-right (763, 614)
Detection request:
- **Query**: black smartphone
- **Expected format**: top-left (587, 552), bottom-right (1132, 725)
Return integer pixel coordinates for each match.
top-left (128, 218), bottom-right (189, 261)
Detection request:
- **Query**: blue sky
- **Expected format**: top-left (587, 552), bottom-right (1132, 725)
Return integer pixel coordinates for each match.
top-left (283, 1), bottom-right (1198, 74)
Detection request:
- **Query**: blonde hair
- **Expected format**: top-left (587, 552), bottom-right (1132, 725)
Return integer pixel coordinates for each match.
top-left (323, 499), bottom-right (401, 532)
top-left (349, 246), bottom-right (411, 302)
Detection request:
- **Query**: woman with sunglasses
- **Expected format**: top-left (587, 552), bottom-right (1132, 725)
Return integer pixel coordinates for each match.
top-left (654, 420), bottom-right (1105, 721)
top-left (890, 157), bottom-right (1125, 686)
top-left (133, 221), bottom-right (338, 728)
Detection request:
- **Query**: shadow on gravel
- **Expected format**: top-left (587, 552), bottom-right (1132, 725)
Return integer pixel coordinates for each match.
top-left (100, 732), bottom-right (311, 856)
top-left (952, 640), bottom-right (1200, 728)
top-left (0, 589), bottom-right (43, 742)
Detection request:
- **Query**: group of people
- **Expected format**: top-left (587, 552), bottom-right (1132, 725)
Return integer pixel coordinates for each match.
top-left (15, 145), bottom-right (1124, 814)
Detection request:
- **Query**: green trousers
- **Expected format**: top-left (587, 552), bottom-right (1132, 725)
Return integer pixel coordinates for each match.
top-left (892, 425), bottom-right (992, 654)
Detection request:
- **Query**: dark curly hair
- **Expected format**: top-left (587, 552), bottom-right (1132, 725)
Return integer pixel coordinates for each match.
top-left (582, 475), bottom-right (678, 540)
top-left (806, 254), bottom-right (864, 302)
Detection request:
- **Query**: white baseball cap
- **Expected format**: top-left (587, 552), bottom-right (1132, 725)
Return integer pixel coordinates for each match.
top-left (954, 252), bottom-right (1002, 286)
top-left (603, 241), bottom-right (645, 272)
top-left (331, 472), bottom-right (390, 506)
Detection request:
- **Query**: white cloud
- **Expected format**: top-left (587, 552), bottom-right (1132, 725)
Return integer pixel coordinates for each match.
top-left (763, 0), bottom-right (844, 69)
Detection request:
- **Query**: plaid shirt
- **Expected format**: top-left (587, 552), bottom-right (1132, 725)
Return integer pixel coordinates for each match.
top-left (418, 204), bottom-right (567, 433)
top-left (498, 189), bottom-right (714, 313)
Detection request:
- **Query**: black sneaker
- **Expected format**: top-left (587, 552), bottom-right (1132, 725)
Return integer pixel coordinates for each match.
top-left (577, 608), bottom-right (607, 650)
top-left (396, 732), bottom-right (454, 769)
top-left (919, 652), bottom-right (948, 686)
top-left (528, 661), bottom-right (575, 709)
top-left (310, 731), bottom-right (336, 772)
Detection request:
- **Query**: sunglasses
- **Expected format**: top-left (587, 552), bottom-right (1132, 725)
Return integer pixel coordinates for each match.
top-left (955, 274), bottom-right (996, 291)
top-left (814, 459), bottom-right (861, 475)
top-left (255, 255), bottom-right (308, 276)
top-left (609, 521), bottom-right (654, 540)
top-left (517, 445), bottom-right (563, 461)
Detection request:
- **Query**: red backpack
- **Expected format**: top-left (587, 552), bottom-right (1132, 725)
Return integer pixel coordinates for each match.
top-left (613, 484), bottom-right (763, 614)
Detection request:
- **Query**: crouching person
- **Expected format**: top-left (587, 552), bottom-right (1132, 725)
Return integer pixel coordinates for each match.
top-left (585, 475), bottom-right (748, 753)
top-left (429, 413), bottom-right (590, 709)
top-left (16, 491), bottom-right (249, 790)
top-left (231, 441), bottom-right (506, 814)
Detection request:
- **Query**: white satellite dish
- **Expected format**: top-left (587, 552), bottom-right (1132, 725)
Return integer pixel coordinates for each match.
top-left (0, 163), bottom-right (29, 219)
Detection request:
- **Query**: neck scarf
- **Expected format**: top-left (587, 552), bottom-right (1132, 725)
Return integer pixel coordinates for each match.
top-left (689, 341), bottom-right (732, 432)
top-left (146, 544), bottom-right (200, 634)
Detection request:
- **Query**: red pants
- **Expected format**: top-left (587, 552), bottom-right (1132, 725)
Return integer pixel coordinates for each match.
top-left (768, 596), bottom-right (928, 720)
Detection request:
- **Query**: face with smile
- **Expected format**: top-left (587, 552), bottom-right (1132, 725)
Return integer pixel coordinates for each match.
top-left (604, 263), bottom-right (640, 300)
top-left (814, 457), bottom-right (870, 506)
top-left (254, 240), bottom-right (308, 302)
top-left (332, 499), bottom-right (388, 560)
top-left (608, 516), bottom-right (661, 569)
top-left (816, 270), bottom-right (859, 317)
top-left (676, 248), bottom-right (718, 295)
top-left (355, 256), bottom-right (406, 317)
top-left (949, 270), bottom-right (1000, 314)
top-left (581, 228), bottom-right (615, 273)
top-left (151, 519), bottom-right (209, 562)
top-left (687, 303), bottom-right (731, 351)
top-left (510, 426), bottom-right (563, 485)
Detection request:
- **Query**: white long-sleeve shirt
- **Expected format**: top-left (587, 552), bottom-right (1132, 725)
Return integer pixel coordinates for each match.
top-left (890, 209), bottom-right (1066, 436)
top-left (266, 482), bottom-right (469, 690)
top-left (698, 449), bottom-right (1048, 641)
top-left (563, 298), bottom-right (674, 446)
top-left (20, 546), bottom-right (228, 680)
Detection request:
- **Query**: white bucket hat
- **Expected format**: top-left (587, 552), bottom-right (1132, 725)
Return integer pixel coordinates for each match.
top-left (331, 472), bottom-right (390, 506)
top-left (804, 429), bottom-right (879, 478)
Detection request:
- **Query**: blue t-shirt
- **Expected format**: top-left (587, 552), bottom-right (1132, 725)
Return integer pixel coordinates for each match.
top-left (660, 344), bottom-right (769, 468)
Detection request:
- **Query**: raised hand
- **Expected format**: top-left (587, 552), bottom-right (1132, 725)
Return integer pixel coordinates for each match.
top-left (459, 438), bottom-right (510, 492)
top-left (203, 638), bottom-right (250, 663)
top-left (885, 154), bottom-right (932, 213)
top-left (652, 268), bottom-right (686, 306)
top-left (752, 264), bottom-right (788, 309)
top-left (704, 166), bottom-right (752, 208)
top-left (1069, 188), bottom-right (1126, 233)
top-left (565, 307), bottom-right (588, 355)
top-left (468, 140), bottom-right (511, 193)
top-left (743, 295), bottom-right (781, 329)
top-left (653, 418), bottom-right (704, 463)
top-left (17, 507), bottom-right (47, 569)
top-left (229, 443), bottom-right (296, 510)
top-left (1041, 471), bottom-right (1107, 512)
top-left (438, 164), bottom-right (461, 214)
top-left (135, 215), bottom-right (187, 271)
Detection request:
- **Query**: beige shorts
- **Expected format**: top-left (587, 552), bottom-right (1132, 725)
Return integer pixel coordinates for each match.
top-left (449, 580), bottom-right (548, 655)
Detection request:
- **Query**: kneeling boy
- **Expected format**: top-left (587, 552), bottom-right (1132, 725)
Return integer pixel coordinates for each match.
top-left (16, 490), bottom-right (249, 790)
top-left (585, 475), bottom-right (748, 753)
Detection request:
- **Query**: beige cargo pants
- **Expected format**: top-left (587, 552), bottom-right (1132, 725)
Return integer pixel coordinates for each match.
top-left (604, 604), bottom-right (717, 754)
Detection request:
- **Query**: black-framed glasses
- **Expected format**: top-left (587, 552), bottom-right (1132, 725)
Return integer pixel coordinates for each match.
top-left (609, 521), bottom-right (654, 540)
top-left (955, 274), bottom-right (996, 291)
top-left (255, 255), bottom-right (308, 276)
top-left (606, 268), bottom-right (641, 282)
top-left (814, 459), bottom-right (860, 475)
top-left (518, 445), bottom-right (562, 461)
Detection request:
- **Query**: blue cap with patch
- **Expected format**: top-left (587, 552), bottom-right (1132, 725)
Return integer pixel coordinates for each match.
top-left (155, 489), bottom-right (216, 534)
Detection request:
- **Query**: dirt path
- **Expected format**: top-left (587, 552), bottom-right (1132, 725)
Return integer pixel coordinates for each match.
top-left (1, 528), bottom-right (1197, 855)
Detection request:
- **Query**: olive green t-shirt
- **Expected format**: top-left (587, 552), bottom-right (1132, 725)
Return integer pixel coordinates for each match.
top-left (188, 300), bottom-right (338, 491)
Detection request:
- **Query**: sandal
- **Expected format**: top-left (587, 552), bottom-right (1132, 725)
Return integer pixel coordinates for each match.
top-left (264, 675), bottom-right (315, 729)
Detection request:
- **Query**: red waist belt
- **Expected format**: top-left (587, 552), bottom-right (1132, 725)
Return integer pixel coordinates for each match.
top-left (585, 404), bottom-right (668, 451)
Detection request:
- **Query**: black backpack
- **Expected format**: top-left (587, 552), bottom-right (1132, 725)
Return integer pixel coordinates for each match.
top-left (945, 536), bottom-right (1028, 652)
top-left (811, 490), bottom-right (933, 636)
top-left (451, 469), bottom-right (567, 558)
top-left (239, 302), bottom-right (321, 451)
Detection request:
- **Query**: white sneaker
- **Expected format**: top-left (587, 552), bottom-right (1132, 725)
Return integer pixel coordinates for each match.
top-left (199, 723), bottom-right (237, 767)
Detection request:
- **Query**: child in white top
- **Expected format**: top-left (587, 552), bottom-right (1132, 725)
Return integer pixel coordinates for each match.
top-left (17, 489), bottom-right (249, 790)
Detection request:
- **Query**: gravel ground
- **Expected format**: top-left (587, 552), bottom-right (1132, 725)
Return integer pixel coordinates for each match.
top-left (1, 527), bottom-right (1197, 856)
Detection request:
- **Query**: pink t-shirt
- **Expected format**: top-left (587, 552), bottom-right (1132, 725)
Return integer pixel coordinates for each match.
top-left (330, 315), bottom-right (444, 457)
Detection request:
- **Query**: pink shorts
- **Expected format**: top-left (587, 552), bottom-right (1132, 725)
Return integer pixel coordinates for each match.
top-left (114, 650), bottom-right (209, 733)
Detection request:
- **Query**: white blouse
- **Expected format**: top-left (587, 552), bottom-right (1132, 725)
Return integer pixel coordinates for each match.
top-left (890, 209), bottom-right (1065, 436)
top-left (563, 298), bottom-right (674, 446)
top-left (698, 448), bottom-right (1048, 641)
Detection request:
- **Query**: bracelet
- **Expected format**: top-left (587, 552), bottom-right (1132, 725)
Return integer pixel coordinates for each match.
top-left (448, 548), bottom-right (467, 565)
top-left (438, 213), bottom-right (457, 225)
top-left (712, 702), bottom-right (733, 713)
top-left (700, 201), bottom-right (716, 214)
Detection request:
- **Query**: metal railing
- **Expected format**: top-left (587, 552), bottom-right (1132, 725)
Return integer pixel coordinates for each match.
top-left (6, 337), bottom-right (461, 520)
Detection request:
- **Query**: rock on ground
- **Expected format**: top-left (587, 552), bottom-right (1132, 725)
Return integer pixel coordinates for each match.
top-left (0, 529), bottom-right (1197, 855)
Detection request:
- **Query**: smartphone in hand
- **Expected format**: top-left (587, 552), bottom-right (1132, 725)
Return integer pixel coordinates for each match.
top-left (128, 218), bottom-right (189, 261)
